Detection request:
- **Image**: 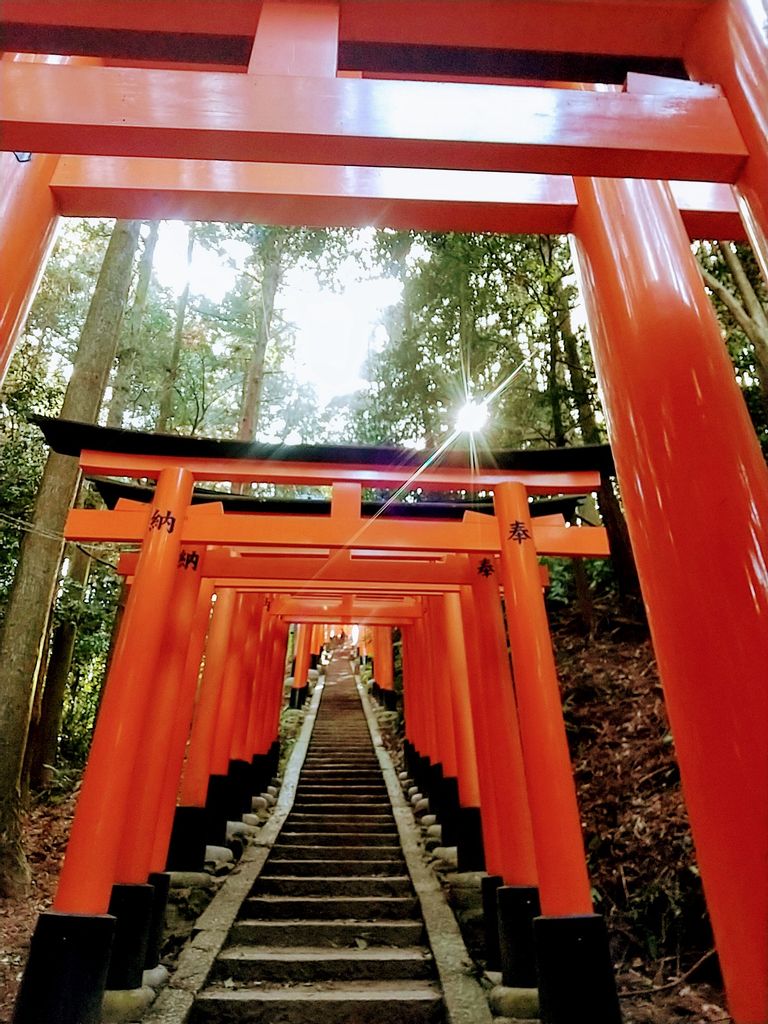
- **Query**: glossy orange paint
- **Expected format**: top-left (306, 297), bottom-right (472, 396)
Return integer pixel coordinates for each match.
top-left (339, 0), bottom-right (707, 57)
top-left (0, 0), bottom-right (260, 34)
top-left (177, 589), bottom-right (237, 807)
top-left (248, 1), bottom-right (339, 76)
top-left (0, 148), bottom-right (58, 383)
top-left (114, 562), bottom-right (203, 884)
top-left (50, 156), bottom-right (745, 240)
top-left (0, 55), bottom-right (93, 386)
top-left (373, 626), bottom-right (394, 690)
top-left (0, 62), bottom-right (747, 183)
top-left (438, 593), bottom-right (481, 809)
top-left (412, 616), bottom-right (439, 769)
top-left (456, 587), bottom-right (503, 876)
top-left (292, 623), bottom-right (312, 693)
top-left (244, 608), bottom-right (272, 758)
top-left (75, 447), bottom-right (602, 492)
top-left (230, 596), bottom-right (265, 762)
top-left (571, 175), bottom-right (768, 1023)
top-left (495, 482), bottom-right (593, 917)
top-left (3, 0), bottom-right (706, 59)
top-left (685, 0), bottom-right (768, 281)
top-left (461, 576), bottom-right (539, 886)
top-left (403, 625), bottom-right (428, 761)
top-left (209, 594), bottom-right (250, 775)
top-left (249, 613), bottom-right (277, 755)
top-left (66, 506), bottom-right (608, 555)
top-left (54, 466), bottom-right (193, 915)
top-left (425, 599), bottom-right (459, 780)
top-left (150, 578), bottom-right (214, 872)
top-left (265, 619), bottom-right (291, 745)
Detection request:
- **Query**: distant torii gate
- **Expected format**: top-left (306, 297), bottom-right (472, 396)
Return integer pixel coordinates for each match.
top-left (3, 3), bottom-right (768, 1021)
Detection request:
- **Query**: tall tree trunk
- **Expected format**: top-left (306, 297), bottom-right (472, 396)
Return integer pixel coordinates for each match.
top-left (107, 221), bottom-right (159, 429)
top-left (238, 229), bottom-right (283, 441)
top-left (26, 545), bottom-right (91, 790)
top-left (553, 269), bottom-right (643, 609)
top-left (699, 245), bottom-right (768, 415)
top-left (547, 323), bottom-right (568, 448)
top-left (157, 225), bottom-right (195, 432)
top-left (0, 219), bottom-right (140, 897)
top-left (457, 252), bottom-right (476, 400)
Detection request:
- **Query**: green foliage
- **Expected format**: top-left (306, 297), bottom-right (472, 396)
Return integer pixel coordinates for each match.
top-left (349, 232), bottom-right (599, 451)
top-left (695, 240), bottom-right (768, 452)
top-left (57, 561), bottom-right (122, 765)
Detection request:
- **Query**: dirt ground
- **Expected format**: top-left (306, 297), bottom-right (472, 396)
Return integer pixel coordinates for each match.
top-left (0, 785), bottom-right (78, 1023)
top-left (553, 616), bottom-right (732, 1023)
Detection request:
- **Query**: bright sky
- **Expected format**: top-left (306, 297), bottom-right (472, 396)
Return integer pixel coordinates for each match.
top-left (152, 222), bottom-right (401, 406)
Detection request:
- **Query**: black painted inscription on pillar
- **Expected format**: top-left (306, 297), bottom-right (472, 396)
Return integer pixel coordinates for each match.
top-left (149, 508), bottom-right (177, 534)
top-left (178, 550), bottom-right (200, 571)
top-left (477, 557), bottom-right (496, 577)
top-left (508, 520), bottom-right (531, 544)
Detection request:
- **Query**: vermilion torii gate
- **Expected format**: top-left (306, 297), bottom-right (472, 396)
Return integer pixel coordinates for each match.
top-left (2, 3), bottom-right (768, 1022)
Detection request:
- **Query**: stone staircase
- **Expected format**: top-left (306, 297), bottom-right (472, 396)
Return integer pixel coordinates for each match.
top-left (190, 655), bottom-right (445, 1023)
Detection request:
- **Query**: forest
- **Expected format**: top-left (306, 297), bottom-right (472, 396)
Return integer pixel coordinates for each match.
top-left (0, 217), bottom-right (766, 1021)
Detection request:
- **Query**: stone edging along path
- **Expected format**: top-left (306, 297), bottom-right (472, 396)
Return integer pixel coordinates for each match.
top-left (144, 669), bottom-right (492, 1024)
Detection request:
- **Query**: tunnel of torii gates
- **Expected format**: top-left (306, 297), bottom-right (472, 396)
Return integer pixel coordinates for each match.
top-left (1, 0), bottom-right (768, 1021)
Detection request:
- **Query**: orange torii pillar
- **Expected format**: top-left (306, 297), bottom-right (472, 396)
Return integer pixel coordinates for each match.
top-left (416, 599), bottom-right (463, 846)
top-left (495, 483), bottom-right (621, 1024)
top-left (372, 626), bottom-right (397, 711)
top-left (289, 622), bottom-right (312, 708)
top-left (309, 623), bottom-right (324, 672)
top-left (14, 467), bottom-right (194, 1024)
top-left (207, 593), bottom-right (260, 823)
top-left (150, 575), bottom-right (214, 877)
top-left (264, 616), bottom-right (292, 775)
top-left (105, 556), bottom-right (205, 991)
top-left (402, 616), bottom-right (442, 810)
top-left (434, 593), bottom-right (485, 870)
top-left (460, 565), bottom-right (540, 982)
top-left (248, 610), bottom-right (290, 793)
top-left (230, 595), bottom-right (267, 805)
top-left (572, 177), bottom-right (768, 1024)
top-left (173, 588), bottom-right (238, 859)
top-left (685, 0), bottom-right (768, 282)
top-left (0, 54), bottom-right (92, 386)
top-left (400, 623), bottom-right (433, 789)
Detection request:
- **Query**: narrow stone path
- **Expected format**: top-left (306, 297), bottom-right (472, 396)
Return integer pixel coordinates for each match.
top-left (190, 651), bottom-right (444, 1023)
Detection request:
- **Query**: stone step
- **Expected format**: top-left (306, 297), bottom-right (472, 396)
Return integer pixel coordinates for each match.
top-left (287, 812), bottom-right (395, 824)
top-left (301, 761), bottom-right (380, 769)
top-left (257, 875), bottom-right (412, 897)
top-left (264, 859), bottom-right (406, 877)
top-left (303, 752), bottom-right (378, 759)
top-left (290, 802), bottom-right (390, 814)
top-left (283, 821), bottom-right (397, 835)
top-left (296, 784), bottom-right (389, 793)
top-left (271, 844), bottom-right (403, 861)
top-left (298, 773), bottom-right (383, 782)
top-left (213, 946), bottom-right (433, 983)
top-left (192, 979), bottom-right (444, 1023)
top-left (229, 918), bottom-right (425, 949)
top-left (276, 832), bottom-right (399, 847)
top-left (242, 895), bottom-right (420, 920)
top-left (294, 793), bottom-right (390, 804)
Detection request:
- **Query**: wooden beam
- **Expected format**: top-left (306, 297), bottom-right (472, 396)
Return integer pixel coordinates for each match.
top-left (76, 448), bottom-right (601, 493)
top-left (49, 157), bottom-right (745, 240)
top-left (1, 0), bottom-right (710, 59)
top-left (1, 62), bottom-right (746, 183)
top-left (65, 507), bottom-right (609, 555)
